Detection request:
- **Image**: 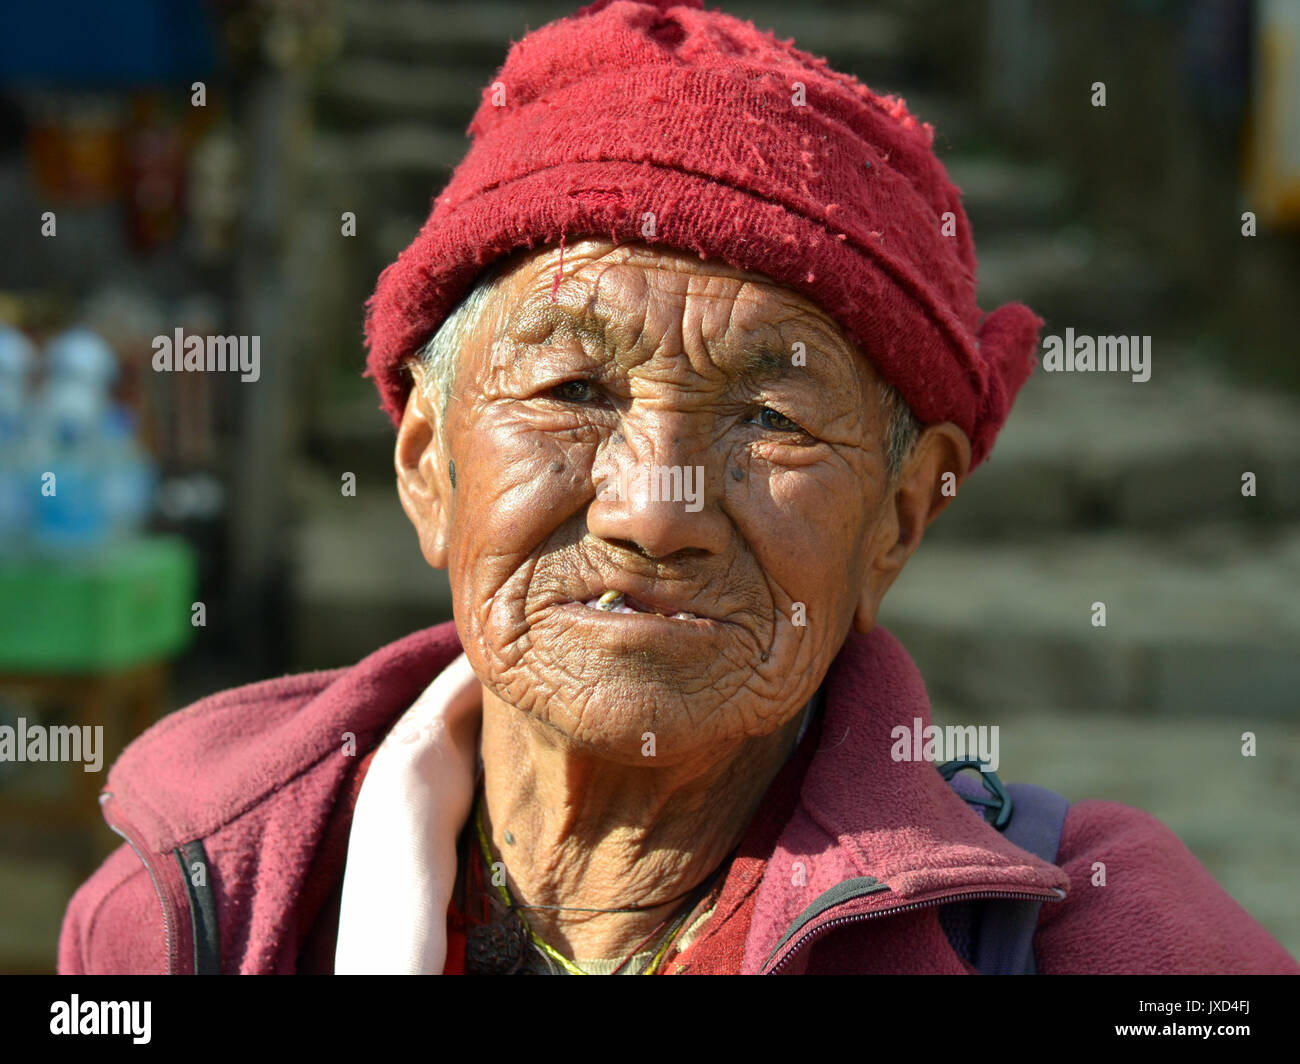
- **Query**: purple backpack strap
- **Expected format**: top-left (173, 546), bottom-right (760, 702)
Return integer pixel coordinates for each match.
top-left (943, 765), bottom-right (1070, 974)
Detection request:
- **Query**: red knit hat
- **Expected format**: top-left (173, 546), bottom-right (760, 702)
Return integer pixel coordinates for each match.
top-left (363, 0), bottom-right (1042, 469)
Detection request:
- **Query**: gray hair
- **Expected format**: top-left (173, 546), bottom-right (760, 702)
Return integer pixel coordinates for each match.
top-left (414, 269), bottom-right (507, 426)
top-left (415, 269), bottom-right (920, 480)
top-left (877, 376), bottom-right (920, 482)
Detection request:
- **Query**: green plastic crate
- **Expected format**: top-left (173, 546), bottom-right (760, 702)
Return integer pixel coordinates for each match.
top-left (0, 536), bottom-right (198, 672)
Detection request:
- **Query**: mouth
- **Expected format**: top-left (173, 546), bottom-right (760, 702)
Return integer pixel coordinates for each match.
top-left (580, 588), bottom-right (706, 621)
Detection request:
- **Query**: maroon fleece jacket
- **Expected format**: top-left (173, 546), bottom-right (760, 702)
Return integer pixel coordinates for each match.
top-left (58, 622), bottom-right (1298, 974)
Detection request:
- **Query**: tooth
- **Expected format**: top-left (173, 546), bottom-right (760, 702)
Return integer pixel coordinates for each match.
top-left (673, 612), bottom-right (695, 620)
top-left (596, 590), bottom-right (624, 611)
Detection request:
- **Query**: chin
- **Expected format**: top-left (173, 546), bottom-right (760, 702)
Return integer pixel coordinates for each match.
top-left (506, 666), bottom-right (753, 767)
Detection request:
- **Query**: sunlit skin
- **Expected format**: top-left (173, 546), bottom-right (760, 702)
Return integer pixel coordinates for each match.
top-left (394, 238), bottom-right (970, 962)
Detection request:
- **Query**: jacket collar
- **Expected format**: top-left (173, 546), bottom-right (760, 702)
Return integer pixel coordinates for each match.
top-left (103, 623), bottom-right (466, 853)
top-left (740, 625), bottom-right (1070, 973)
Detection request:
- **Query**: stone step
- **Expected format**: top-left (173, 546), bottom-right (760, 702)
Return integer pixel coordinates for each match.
top-left (945, 155), bottom-right (1073, 235)
top-left (315, 58), bottom-right (484, 129)
top-left (934, 363), bottom-right (1300, 539)
top-left (721, 3), bottom-right (912, 69)
top-left (879, 521), bottom-right (1300, 717)
top-left (973, 227), bottom-right (1179, 323)
top-left (337, 1), bottom-right (576, 64)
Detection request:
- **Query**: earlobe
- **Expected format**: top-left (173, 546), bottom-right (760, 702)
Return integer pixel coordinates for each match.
top-left (394, 373), bottom-right (452, 570)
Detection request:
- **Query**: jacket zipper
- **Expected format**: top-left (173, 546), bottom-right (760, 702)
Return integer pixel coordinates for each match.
top-left (99, 791), bottom-right (181, 975)
top-left (764, 887), bottom-right (1066, 974)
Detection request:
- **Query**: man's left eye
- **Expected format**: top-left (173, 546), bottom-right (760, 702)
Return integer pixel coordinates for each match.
top-left (552, 379), bottom-right (595, 402)
top-left (754, 406), bottom-right (803, 432)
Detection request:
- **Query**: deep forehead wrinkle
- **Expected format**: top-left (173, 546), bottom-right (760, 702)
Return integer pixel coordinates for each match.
top-left (503, 290), bottom-right (610, 351)
top-left (508, 280), bottom-right (854, 392)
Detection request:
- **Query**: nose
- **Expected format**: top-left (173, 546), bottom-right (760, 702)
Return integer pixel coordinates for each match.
top-left (587, 408), bottom-right (731, 559)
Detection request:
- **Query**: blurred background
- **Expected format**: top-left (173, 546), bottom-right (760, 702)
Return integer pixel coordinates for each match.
top-left (0, 0), bottom-right (1296, 972)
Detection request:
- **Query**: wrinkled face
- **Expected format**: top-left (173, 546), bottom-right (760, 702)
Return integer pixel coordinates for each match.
top-left (426, 239), bottom-right (904, 765)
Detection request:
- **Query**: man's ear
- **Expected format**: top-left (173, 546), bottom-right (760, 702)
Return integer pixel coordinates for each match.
top-left (852, 421), bottom-right (971, 634)
top-left (395, 363), bottom-right (453, 570)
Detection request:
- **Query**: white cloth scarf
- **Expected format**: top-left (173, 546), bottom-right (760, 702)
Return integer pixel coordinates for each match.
top-left (334, 652), bottom-right (482, 974)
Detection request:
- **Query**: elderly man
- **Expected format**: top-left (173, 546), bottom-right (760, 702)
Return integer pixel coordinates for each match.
top-left (60, 0), bottom-right (1296, 975)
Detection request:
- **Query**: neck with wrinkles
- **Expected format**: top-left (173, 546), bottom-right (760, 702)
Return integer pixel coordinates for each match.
top-left (476, 686), bottom-right (807, 964)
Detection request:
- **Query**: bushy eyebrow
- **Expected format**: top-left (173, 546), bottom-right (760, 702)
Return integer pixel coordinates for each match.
top-left (737, 344), bottom-right (799, 386)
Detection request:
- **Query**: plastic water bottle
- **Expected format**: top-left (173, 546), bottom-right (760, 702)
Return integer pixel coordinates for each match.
top-left (34, 392), bottom-right (105, 553)
top-left (33, 328), bottom-right (118, 554)
top-left (100, 405), bottom-right (157, 541)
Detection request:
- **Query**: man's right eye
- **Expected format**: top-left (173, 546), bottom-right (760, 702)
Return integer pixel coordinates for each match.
top-left (552, 379), bottom-right (595, 402)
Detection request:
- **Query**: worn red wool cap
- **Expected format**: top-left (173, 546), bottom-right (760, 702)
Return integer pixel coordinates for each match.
top-left (364, 0), bottom-right (1043, 468)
